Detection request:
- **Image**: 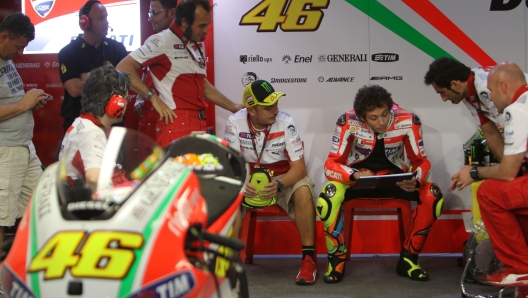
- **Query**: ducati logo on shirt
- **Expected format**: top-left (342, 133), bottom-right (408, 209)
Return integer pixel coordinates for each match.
top-left (31, 0), bottom-right (55, 18)
top-left (326, 170), bottom-right (343, 180)
top-left (174, 44), bottom-right (185, 49)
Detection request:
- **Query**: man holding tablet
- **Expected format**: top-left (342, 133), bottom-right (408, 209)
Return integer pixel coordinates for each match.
top-left (316, 85), bottom-right (444, 283)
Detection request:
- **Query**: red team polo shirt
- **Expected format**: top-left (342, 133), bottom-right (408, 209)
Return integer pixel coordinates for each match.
top-left (129, 22), bottom-right (208, 111)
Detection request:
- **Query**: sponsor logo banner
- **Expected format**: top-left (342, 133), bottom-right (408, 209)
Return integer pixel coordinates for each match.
top-left (319, 76), bottom-right (355, 82)
top-left (283, 55), bottom-right (312, 64)
top-left (31, 0), bottom-right (55, 18)
top-left (371, 53), bottom-right (399, 62)
top-left (15, 63), bottom-right (40, 68)
top-left (321, 54), bottom-right (367, 62)
top-left (240, 55), bottom-right (272, 64)
top-left (241, 72), bottom-right (259, 86)
top-left (370, 76), bottom-right (403, 80)
top-left (43, 61), bottom-right (59, 68)
top-left (270, 77), bottom-right (307, 83)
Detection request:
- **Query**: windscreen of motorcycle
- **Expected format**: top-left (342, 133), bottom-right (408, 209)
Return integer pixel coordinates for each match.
top-left (56, 127), bottom-right (165, 215)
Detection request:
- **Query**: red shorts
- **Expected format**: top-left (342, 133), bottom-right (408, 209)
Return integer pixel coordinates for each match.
top-left (156, 109), bottom-right (207, 147)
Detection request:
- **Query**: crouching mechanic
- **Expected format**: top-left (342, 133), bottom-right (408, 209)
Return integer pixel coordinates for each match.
top-left (454, 62), bottom-right (528, 287)
top-left (58, 64), bottom-right (130, 192)
top-left (316, 85), bottom-right (444, 283)
top-left (225, 80), bottom-right (318, 285)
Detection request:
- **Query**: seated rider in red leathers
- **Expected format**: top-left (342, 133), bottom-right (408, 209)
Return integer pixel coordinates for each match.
top-left (316, 85), bottom-right (444, 283)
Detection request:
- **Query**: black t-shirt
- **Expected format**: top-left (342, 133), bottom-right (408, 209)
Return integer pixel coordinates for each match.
top-left (346, 135), bottom-right (419, 202)
top-left (353, 134), bottom-right (403, 174)
top-left (58, 35), bottom-right (128, 127)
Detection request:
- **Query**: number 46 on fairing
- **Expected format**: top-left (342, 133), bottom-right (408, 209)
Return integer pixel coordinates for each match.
top-left (240, 0), bottom-right (329, 32)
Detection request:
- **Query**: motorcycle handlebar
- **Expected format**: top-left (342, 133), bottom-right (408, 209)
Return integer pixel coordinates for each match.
top-left (201, 231), bottom-right (245, 251)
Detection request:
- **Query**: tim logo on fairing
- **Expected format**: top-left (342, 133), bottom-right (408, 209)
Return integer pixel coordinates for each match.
top-left (31, 0), bottom-right (55, 18)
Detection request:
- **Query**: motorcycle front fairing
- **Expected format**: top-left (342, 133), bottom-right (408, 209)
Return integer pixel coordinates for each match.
top-left (0, 128), bottom-right (246, 298)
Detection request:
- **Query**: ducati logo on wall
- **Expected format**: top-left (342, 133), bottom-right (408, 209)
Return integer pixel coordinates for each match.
top-left (31, 0), bottom-right (55, 18)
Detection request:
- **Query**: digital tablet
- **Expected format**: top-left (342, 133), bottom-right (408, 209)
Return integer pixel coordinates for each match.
top-left (351, 172), bottom-right (415, 190)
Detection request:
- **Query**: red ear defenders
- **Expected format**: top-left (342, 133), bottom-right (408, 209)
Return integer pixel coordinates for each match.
top-left (79, 0), bottom-right (101, 31)
top-left (105, 70), bottom-right (128, 118)
top-left (105, 94), bottom-right (126, 118)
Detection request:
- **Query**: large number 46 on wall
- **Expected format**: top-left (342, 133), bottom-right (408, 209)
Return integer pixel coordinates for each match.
top-left (240, 0), bottom-right (329, 32)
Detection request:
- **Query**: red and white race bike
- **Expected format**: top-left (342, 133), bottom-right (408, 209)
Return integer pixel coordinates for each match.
top-left (0, 128), bottom-right (249, 298)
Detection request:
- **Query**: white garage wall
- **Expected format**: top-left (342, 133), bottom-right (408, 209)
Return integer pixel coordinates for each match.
top-left (213, 0), bottom-right (527, 210)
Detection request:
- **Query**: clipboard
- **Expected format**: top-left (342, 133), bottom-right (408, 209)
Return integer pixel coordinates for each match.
top-left (351, 172), bottom-right (414, 190)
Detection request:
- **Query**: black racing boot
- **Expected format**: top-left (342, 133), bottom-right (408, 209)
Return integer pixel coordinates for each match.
top-left (396, 249), bottom-right (430, 281)
top-left (323, 254), bottom-right (346, 283)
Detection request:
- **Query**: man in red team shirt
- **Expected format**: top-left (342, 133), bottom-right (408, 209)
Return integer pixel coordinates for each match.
top-left (117, 0), bottom-right (242, 147)
top-left (134, 0), bottom-right (176, 154)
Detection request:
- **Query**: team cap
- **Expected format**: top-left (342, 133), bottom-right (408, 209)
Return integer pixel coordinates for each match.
top-left (242, 80), bottom-right (285, 108)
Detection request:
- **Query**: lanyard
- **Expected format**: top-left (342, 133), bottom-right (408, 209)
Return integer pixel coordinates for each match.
top-left (185, 43), bottom-right (205, 69)
top-left (169, 25), bottom-right (205, 69)
top-left (246, 115), bottom-right (270, 168)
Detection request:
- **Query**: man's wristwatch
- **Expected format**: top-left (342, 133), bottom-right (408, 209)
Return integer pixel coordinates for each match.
top-left (145, 88), bottom-right (156, 100)
top-left (275, 180), bottom-right (285, 192)
top-left (470, 166), bottom-right (481, 181)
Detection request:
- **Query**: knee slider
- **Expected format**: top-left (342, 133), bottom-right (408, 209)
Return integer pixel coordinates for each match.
top-left (316, 182), bottom-right (347, 222)
top-left (419, 182), bottom-right (444, 220)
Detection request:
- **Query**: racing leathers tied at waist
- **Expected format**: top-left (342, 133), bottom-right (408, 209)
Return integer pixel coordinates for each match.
top-left (316, 104), bottom-right (444, 258)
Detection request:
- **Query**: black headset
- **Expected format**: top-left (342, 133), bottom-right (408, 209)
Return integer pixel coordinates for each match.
top-left (104, 70), bottom-right (128, 118)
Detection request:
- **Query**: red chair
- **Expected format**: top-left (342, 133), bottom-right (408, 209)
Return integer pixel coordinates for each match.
top-left (240, 199), bottom-right (412, 263)
top-left (342, 198), bottom-right (412, 260)
top-left (239, 205), bottom-right (289, 264)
